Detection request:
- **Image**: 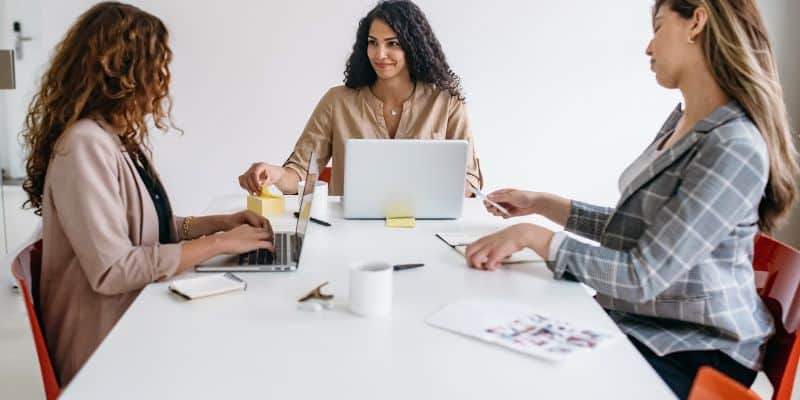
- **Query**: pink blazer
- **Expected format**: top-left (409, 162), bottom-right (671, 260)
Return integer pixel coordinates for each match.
top-left (39, 119), bottom-right (185, 385)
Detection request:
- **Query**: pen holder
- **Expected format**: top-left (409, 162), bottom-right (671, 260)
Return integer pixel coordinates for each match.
top-left (247, 187), bottom-right (285, 217)
top-left (298, 180), bottom-right (328, 219)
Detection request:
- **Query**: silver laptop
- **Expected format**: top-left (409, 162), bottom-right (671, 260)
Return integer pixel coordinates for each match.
top-left (195, 154), bottom-right (318, 272)
top-left (343, 139), bottom-right (468, 219)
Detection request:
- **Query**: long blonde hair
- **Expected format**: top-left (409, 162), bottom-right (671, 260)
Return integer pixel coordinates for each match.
top-left (22, 2), bottom-right (175, 215)
top-left (655, 0), bottom-right (799, 233)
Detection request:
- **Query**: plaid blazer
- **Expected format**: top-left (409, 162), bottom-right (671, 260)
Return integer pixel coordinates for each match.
top-left (548, 102), bottom-right (774, 370)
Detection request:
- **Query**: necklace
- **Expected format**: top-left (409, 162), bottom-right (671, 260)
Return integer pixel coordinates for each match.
top-left (373, 83), bottom-right (414, 118)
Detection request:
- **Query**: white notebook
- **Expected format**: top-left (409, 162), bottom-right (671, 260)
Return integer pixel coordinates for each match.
top-left (435, 232), bottom-right (544, 264)
top-left (169, 273), bottom-right (246, 300)
top-left (426, 298), bottom-right (617, 362)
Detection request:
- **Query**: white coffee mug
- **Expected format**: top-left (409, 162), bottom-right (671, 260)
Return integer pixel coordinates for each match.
top-left (348, 261), bottom-right (393, 317)
top-left (298, 180), bottom-right (328, 219)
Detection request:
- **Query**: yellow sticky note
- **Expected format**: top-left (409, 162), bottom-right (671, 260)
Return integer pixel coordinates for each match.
top-left (247, 186), bottom-right (285, 217)
top-left (259, 185), bottom-right (281, 198)
top-left (386, 217), bottom-right (416, 228)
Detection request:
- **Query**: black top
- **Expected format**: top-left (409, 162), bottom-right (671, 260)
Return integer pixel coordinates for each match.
top-left (130, 149), bottom-right (174, 244)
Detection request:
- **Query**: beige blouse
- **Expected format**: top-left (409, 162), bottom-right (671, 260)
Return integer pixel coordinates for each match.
top-left (283, 83), bottom-right (482, 195)
top-left (39, 119), bottom-right (184, 385)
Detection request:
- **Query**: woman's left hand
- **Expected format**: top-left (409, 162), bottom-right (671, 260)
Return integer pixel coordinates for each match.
top-left (465, 223), bottom-right (553, 270)
top-left (224, 210), bottom-right (270, 231)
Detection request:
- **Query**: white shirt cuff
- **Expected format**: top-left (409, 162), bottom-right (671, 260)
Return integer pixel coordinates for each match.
top-left (547, 231), bottom-right (569, 262)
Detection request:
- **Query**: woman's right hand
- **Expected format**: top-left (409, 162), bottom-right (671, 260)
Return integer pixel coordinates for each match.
top-left (485, 189), bottom-right (539, 218)
top-left (239, 162), bottom-right (285, 195)
top-left (215, 224), bottom-right (274, 255)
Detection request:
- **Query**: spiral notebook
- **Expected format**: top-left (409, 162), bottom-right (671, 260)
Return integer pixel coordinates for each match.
top-left (168, 273), bottom-right (247, 300)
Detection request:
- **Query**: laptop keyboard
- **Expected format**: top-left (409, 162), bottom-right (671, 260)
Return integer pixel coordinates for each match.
top-left (238, 234), bottom-right (289, 265)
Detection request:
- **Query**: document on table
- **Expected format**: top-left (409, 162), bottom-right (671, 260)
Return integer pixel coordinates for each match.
top-left (435, 232), bottom-right (545, 263)
top-left (426, 298), bottom-right (618, 362)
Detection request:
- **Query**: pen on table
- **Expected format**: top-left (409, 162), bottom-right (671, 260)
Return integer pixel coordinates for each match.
top-left (393, 263), bottom-right (425, 271)
top-left (293, 211), bottom-right (331, 227)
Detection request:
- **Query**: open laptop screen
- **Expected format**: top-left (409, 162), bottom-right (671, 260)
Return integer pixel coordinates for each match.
top-left (292, 153), bottom-right (318, 261)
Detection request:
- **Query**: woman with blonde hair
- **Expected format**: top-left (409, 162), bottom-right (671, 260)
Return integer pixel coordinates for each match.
top-left (22, 2), bottom-right (274, 385)
top-left (465, 0), bottom-right (797, 397)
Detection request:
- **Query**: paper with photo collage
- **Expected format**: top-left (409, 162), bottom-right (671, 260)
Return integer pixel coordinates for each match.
top-left (426, 298), bottom-right (619, 362)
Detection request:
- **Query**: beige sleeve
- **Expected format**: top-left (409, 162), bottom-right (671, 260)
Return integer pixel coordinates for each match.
top-left (173, 216), bottom-right (185, 242)
top-left (446, 98), bottom-right (483, 189)
top-left (49, 132), bottom-right (182, 296)
top-left (283, 89), bottom-right (335, 180)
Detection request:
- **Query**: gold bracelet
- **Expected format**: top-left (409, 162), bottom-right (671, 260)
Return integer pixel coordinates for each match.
top-left (182, 216), bottom-right (195, 240)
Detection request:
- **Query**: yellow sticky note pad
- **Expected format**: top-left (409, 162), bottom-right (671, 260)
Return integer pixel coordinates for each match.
top-left (386, 217), bottom-right (416, 228)
top-left (247, 187), bottom-right (285, 217)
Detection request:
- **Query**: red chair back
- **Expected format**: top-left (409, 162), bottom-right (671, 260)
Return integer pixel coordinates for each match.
top-left (689, 366), bottom-right (761, 400)
top-left (753, 233), bottom-right (800, 400)
top-left (11, 239), bottom-right (60, 399)
top-left (319, 166), bottom-right (332, 184)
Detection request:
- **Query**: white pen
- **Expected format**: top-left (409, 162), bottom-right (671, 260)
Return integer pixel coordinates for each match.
top-left (468, 183), bottom-right (512, 217)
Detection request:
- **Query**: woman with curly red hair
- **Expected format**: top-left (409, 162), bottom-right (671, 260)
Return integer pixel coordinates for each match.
top-left (21, 2), bottom-right (274, 385)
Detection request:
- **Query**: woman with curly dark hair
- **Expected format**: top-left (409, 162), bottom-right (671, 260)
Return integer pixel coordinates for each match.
top-left (22, 2), bottom-right (274, 385)
top-left (239, 0), bottom-right (481, 196)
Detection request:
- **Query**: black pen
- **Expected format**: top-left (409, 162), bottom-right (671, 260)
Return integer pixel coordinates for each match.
top-left (393, 263), bottom-right (425, 271)
top-left (293, 211), bottom-right (331, 227)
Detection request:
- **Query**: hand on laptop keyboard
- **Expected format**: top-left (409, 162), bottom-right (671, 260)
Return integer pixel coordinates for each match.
top-left (216, 225), bottom-right (274, 255)
top-left (238, 233), bottom-right (288, 265)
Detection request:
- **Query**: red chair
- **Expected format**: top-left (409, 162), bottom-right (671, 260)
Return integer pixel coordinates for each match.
top-left (689, 366), bottom-right (760, 400)
top-left (689, 233), bottom-right (800, 400)
top-left (319, 166), bottom-right (332, 184)
top-left (11, 239), bottom-right (60, 399)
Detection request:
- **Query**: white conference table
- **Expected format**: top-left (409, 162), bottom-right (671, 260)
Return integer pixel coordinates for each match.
top-left (60, 196), bottom-right (675, 399)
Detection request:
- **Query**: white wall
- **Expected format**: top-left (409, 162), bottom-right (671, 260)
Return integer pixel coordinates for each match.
top-left (0, 0), bottom-right (45, 179)
top-left (760, 0), bottom-right (800, 246)
top-left (20, 0), bottom-right (800, 223)
top-left (0, 0), bottom-right (9, 178)
top-left (27, 0), bottom-right (678, 215)
top-left (0, 1), bottom-right (6, 255)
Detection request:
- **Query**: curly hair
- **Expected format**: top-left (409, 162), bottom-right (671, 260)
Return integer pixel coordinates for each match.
top-left (22, 1), bottom-right (176, 215)
top-left (343, 0), bottom-right (464, 101)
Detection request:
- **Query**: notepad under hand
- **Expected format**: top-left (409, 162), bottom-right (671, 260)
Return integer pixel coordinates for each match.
top-left (168, 273), bottom-right (247, 300)
top-left (435, 232), bottom-right (544, 264)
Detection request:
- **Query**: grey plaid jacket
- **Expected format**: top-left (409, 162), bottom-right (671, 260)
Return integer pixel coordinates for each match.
top-left (548, 102), bottom-right (774, 370)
